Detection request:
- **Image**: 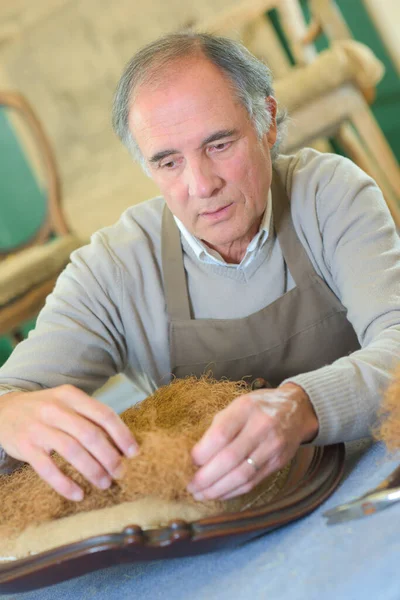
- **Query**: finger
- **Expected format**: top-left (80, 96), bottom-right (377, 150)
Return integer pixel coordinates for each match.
top-left (220, 462), bottom-right (278, 500)
top-left (191, 396), bottom-right (253, 466)
top-left (29, 447), bottom-right (84, 502)
top-left (192, 432), bottom-right (285, 500)
top-left (188, 416), bottom-right (263, 493)
top-left (40, 425), bottom-right (113, 490)
top-left (220, 445), bottom-right (296, 501)
top-left (41, 404), bottom-right (126, 479)
top-left (192, 454), bottom-right (260, 501)
top-left (56, 385), bottom-right (138, 458)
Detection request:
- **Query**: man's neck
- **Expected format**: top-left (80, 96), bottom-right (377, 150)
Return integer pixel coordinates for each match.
top-left (202, 222), bottom-right (261, 265)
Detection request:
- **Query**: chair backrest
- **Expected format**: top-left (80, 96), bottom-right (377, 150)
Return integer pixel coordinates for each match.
top-left (196, 0), bottom-right (374, 81)
top-left (0, 91), bottom-right (68, 255)
top-left (363, 0), bottom-right (400, 75)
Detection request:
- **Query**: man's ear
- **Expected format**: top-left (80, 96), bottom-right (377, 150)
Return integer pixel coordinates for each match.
top-left (265, 96), bottom-right (278, 148)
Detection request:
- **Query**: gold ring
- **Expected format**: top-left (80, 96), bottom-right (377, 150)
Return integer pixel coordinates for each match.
top-left (246, 456), bottom-right (260, 472)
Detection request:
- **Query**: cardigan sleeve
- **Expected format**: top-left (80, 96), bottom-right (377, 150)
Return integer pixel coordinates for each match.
top-left (284, 155), bottom-right (400, 444)
top-left (0, 231), bottom-right (127, 397)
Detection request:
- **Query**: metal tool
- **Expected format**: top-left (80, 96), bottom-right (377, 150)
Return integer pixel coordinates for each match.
top-left (323, 464), bottom-right (400, 525)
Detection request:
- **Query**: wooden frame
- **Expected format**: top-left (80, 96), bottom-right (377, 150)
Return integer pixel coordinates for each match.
top-left (0, 443), bottom-right (345, 594)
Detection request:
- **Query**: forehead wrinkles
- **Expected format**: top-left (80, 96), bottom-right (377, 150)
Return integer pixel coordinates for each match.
top-left (136, 94), bottom-right (218, 130)
top-left (130, 79), bottom-right (245, 156)
top-left (130, 101), bottom-right (220, 156)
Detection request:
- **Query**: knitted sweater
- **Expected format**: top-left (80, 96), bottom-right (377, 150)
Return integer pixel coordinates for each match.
top-left (1, 148), bottom-right (399, 461)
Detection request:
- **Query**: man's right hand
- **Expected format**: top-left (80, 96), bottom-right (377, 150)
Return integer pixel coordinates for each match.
top-left (0, 385), bottom-right (138, 501)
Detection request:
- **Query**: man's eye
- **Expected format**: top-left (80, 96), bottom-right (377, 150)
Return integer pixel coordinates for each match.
top-left (210, 142), bottom-right (230, 152)
top-left (160, 160), bottom-right (176, 169)
top-left (160, 157), bottom-right (182, 169)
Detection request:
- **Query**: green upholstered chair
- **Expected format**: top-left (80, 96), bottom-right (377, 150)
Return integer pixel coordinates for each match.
top-left (0, 91), bottom-right (81, 341)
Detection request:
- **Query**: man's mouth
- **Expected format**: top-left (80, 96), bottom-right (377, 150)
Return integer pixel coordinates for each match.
top-left (200, 203), bottom-right (234, 219)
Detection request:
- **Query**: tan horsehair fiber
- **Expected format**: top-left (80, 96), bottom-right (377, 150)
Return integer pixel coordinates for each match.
top-left (0, 376), bottom-right (289, 545)
top-left (375, 365), bottom-right (400, 452)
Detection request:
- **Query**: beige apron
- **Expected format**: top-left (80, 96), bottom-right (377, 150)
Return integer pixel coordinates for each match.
top-left (161, 170), bottom-right (360, 386)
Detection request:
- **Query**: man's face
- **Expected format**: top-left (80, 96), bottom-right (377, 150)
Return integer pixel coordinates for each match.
top-left (129, 56), bottom-right (277, 250)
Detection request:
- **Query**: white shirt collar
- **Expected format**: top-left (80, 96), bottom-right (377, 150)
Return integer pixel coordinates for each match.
top-left (173, 190), bottom-right (272, 268)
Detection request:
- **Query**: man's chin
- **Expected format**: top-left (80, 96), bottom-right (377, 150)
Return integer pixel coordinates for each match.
top-left (200, 226), bottom-right (242, 249)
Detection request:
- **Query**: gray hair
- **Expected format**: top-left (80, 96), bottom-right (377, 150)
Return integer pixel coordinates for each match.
top-left (112, 31), bottom-right (286, 170)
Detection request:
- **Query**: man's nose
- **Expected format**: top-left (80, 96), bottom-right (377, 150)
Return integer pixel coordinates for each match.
top-left (186, 160), bottom-right (223, 199)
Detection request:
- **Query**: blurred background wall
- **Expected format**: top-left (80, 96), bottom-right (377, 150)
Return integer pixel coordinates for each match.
top-left (0, 0), bottom-right (241, 241)
top-left (0, 0), bottom-right (399, 365)
top-left (0, 0), bottom-right (399, 239)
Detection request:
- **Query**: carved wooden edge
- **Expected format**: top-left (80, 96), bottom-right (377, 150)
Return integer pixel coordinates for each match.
top-left (0, 444), bottom-right (345, 594)
top-left (0, 91), bottom-right (68, 252)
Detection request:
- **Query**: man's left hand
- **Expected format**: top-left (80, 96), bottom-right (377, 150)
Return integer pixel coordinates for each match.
top-left (187, 383), bottom-right (319, 501)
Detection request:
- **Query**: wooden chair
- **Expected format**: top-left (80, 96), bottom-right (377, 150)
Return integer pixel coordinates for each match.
top-left (0, 92), bottom-right (81, 342)
top-left (299, 0), bottom-right (400, 220)
top-left (196, 0), bottom-right (400, 226)
top-left (307, 0), bottom-right (400, 76)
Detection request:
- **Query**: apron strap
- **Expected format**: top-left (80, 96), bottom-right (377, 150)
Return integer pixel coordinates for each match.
top-left (161, 204), bottom-right (192, 320)
top-left (271, 169), bottom-right (319, 288)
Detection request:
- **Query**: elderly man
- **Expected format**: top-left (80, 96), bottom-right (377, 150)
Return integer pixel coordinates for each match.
top-left (0, 32), bottom-right (399, 505)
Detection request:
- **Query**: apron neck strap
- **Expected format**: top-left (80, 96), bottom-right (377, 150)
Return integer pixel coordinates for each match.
top-left (271, 169), bottom-right (318, 287)
top-left (162, 205), bottom-right (191, 320)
